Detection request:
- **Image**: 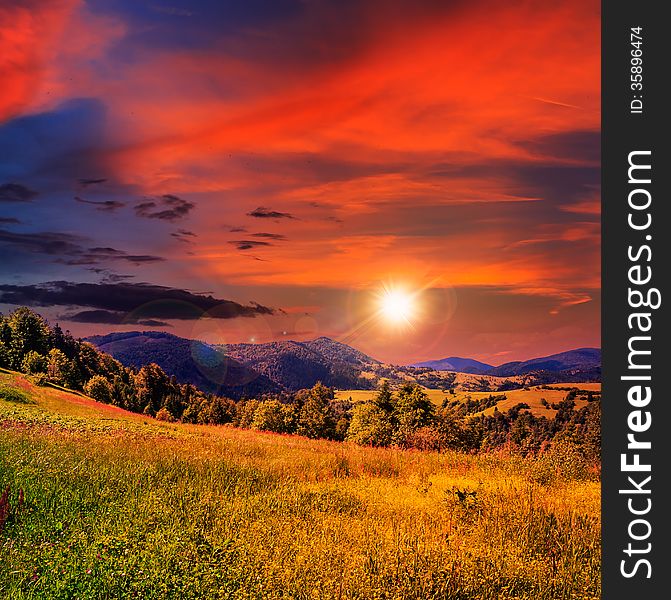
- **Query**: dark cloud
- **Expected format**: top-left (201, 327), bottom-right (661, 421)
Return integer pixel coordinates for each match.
top-left (87, 268), bottom-right (135, 284)
top-left (0, 217), bottom-right (20, 224)
top-left (229, 240), bottom-right (273, 250)
top-left (426, 157), bottom-right (599, 212)
top-left (0, 229), bottom-right (164, 266)
top-left (171, 229), bottom-right (197, 242)
top-left (0, 228), bottom-right (84, 256)
top-left (228, 226), bottom-right (248, 232)
top-left (75, 196), bottom-right (126, 212)
top-left (62, 309), bottom-right (170, 327)
top-left (519, 130), bottom-right (600, 164)
top-left (250, 232), bottom-right (287, 240)
top-left (64, 247), bottom-right (165, 266)
top-left (247, 206), bottom-right (295, 219)
top-left (78, 178), bottom-right (108, 186)
top-left (0, 281), bottom-right (274, 319)
top-left (0, 183), bottom-right (38, 202)
top-left (135, 194), bottom-right (195, 221)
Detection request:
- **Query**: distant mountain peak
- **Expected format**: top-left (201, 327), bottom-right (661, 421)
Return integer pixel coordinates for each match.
top-left (410, 356), bottom-right (494, 374)
top-left (412, 347), bottom-right (600, 378)
top-left (87, 331), bottom-right (379, 393)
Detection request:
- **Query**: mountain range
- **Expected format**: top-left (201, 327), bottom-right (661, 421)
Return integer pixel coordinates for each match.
top-left (412, 348), bottom-right (601, 379)
top-left (410, 357), bottom-right (494, 374)
top-left (87, 331), bottom-right (600, 396)
top-left (87, 332), bottom-right (380, 397)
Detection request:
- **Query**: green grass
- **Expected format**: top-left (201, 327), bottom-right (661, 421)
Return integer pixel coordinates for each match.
top-left (0, 373), bottom-right (600, 599)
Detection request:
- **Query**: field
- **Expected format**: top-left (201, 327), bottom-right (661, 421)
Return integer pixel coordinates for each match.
top-left (1, 372), bottom-right (600, 599)
top-left (337, 383), bottom-right (601, 418)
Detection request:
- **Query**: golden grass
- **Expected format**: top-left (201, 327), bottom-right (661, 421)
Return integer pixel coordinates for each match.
top-left (0, 373), bottom-right (600, 599)
top-left (337, 383), bottom-right (601, 418)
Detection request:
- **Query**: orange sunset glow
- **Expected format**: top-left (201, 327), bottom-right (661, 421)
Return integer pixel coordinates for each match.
top-left (0, 0), bottom-right (600, 364)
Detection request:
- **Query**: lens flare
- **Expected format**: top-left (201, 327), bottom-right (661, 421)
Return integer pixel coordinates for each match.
top-left (375, 285), bottom-right (419, 327)
top-left (381, 290), bottom-right (413, 322)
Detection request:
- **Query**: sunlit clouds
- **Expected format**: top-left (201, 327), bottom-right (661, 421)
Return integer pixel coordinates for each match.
top-left (0, 0), bottom-right (600, 363)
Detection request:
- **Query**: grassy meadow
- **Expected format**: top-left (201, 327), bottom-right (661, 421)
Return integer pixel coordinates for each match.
top-left (337, 383), bottom-right (601, 418)
top-left (1, 371), bottom-right (600, 599)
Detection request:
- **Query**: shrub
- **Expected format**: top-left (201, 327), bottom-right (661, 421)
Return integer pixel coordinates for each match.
top-left (198, 396), bottom-right (236, 425)
top-left (0, 384), bottom-right (33, 404)
top-left (84, 375), bottom-right (115, 404)
top-left (236, 399), bottom-right (260, 428)
top-left (392, 383), bottom-right (435, 446)
top-left (21, 351), bottom-right (47, 374)
top-left (346, 402), bottom-right (394, 447)
top-left (155, 407), bottom-right (176, 422)
top-left (405, 426), bottom-right (444, 452)
top-left (297, 382), bottom-right (335, 439)
top-left (47, 348), bottom-right (80, 388)
top-left (251, 400), bottom-right (288, 433)
top-left (530, 439), bottom-right (592, 485)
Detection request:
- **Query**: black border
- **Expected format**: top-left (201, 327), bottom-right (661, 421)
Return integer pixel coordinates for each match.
top-left (602, 2), bottom-right (670, 597)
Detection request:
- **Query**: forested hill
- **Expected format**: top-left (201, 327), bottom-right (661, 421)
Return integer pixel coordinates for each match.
top-left (88, 331), bottom-right (379, 392)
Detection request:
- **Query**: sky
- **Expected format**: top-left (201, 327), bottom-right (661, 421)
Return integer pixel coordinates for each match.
top-left (0, 0), bottom-right (600, 365)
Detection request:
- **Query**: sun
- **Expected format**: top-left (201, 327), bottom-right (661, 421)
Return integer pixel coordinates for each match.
top-left (379, 288), bottom-right (415, 324)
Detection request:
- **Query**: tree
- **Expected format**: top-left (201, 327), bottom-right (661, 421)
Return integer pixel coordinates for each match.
top-left (372, 380), bottom-right (394, 414)
top-left (77, 342), bottom-right (102, 382)
top-left (6, 307), bottom-right (51, 369)
top-left (435, 410), bottom-right (469, 451)
top-left (50, 323), bottom-right (79, 359)
top-left (198, 396), bottom-right (235, 425)
top-left (251, 400), bottom-right (288, 433)
top-left (346, 402), bottom-right (394, 446)
top-left (297, 382), bottom-right (335, 439)
top-left (84, 375), bottom-right (114, 404)
top-left (162, 393), bottom-right (185, 421)
top-left (235, 399), bottom-right (260, 428)
top-left (0, 343), bottom-right (9, 369)
top-left (392, 383), bottom-right (435, 446)
top-left (135, 363), bottom-right (171, 416)
top-left (0, 316), bottom-right (12, 368)
top-left (22, 351), bottom-right (47, 374)
top-left (47, 348), bottom-right (80, 388)
top-left (580, 400), bottom-right (601, 464)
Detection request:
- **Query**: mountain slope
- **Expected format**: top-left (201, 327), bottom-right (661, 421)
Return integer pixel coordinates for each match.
top-left (411, 348), bottom-right (600, 380)
top-left (411, 356), bottom-right (494, 374)
top-left (86, 331), bottom-right (280, 398)
top-left (489, 348), bottom-right (601, 377)
top-left (221, 336), bottom-right (378, 390)
top-left (87, 332), bottom-right (378, 393)
top-left (87, 330), bottom-right (601, 393)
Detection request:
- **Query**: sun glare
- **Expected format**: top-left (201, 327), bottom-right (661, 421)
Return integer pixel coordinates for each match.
top-left (379, 288), bottom-right (415, 324)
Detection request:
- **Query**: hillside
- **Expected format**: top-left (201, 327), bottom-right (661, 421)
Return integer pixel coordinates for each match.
top-left (413, 348), bottom-right (601, 381)
top-left (488, 348), bottom-right (601, 378)
top-left (0, 370), bottom-right (600, 598)
top-left (411, 357), bottom-right (494, 374)
top-left (86, 331), bottom-right (280, 398)
top-left (88, 331), bottom-right (601, 396)
top-left (222, 336), bottom-right (378, 391)
top-left (88, 332), bottom-right (378, 393)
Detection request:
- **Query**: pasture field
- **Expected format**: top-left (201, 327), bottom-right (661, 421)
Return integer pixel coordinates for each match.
top-left (1, 373), bottom-right (600, 599)
top-left (336, 383), bottom-right (601, 418)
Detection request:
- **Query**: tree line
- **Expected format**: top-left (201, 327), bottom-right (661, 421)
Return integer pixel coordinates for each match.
top-left (0, 307), bottom-right (599, 462)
